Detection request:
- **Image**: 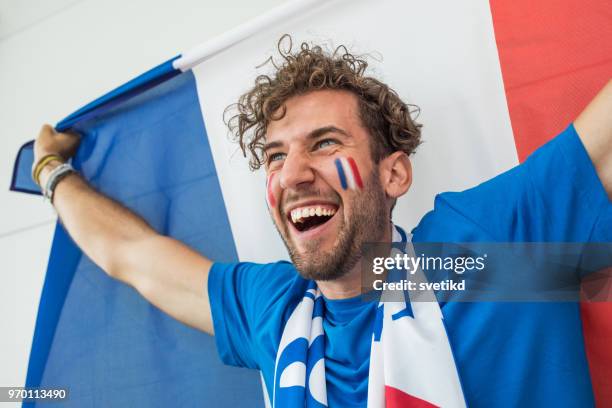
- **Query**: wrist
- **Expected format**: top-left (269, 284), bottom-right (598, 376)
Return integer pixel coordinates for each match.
top-left (42, 162), bottom-right (77, 204)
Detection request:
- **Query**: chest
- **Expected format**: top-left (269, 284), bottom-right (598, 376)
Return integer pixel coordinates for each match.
top-left (259, 301), bottom-right (376, 406)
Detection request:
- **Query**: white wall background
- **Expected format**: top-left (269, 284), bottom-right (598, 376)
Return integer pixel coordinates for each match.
top-left (0, 0), bottom-right (287, 393)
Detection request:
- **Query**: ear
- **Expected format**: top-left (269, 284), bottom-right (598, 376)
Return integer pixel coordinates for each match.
top-left (379, 151), bottom-right (412, 199)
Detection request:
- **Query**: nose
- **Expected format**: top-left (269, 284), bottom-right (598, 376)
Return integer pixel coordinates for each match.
top-left (279, 149), bottom-right (315, 190)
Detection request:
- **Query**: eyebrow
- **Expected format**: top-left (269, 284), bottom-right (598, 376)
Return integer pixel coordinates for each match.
top-left (309, 125), bottom-right (350, 140)
top-left (262, 125), bottom-right (351, 153)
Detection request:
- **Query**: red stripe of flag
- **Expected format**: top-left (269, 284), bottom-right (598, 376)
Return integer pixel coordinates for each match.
top-left (490, 0), bottom-right (612, 160)
top-left (489, 0), bottom-right (612, 405)
top-left (347, 157), bottom-right (364, 189)
top-left (384, 386), bottom-right (439, 408)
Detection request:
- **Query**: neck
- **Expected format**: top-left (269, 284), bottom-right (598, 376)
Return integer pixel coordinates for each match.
top-left (317, 222), bottom-right (394, 299)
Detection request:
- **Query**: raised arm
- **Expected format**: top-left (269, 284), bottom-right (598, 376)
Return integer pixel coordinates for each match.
top-left (574, 79), bottom-right (612, 200)
top-left (34, 125), bottom-right (215, 334)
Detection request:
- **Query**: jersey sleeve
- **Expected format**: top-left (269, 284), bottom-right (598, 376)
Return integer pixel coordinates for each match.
top-left (207, 260), bottom-right (305, 369)
top-left (413, 124), bottom-right (611, 243)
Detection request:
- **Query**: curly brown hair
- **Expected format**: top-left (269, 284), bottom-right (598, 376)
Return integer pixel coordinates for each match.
top-left (225, 35), bottom-right (422, 171)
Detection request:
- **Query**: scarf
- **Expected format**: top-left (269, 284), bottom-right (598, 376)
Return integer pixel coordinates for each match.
top-left (266, 226), bottom-right (465, 407)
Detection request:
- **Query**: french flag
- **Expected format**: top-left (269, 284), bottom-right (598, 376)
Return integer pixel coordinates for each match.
top-left (10, 0), bottom-right (611, 406)
top-left (335, 157), bottom-right (364, 190)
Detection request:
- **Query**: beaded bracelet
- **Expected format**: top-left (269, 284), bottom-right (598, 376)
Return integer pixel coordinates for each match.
top-left (43, 163), bottom-right (76, 203)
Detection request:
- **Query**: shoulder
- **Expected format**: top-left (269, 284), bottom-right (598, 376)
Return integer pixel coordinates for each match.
top-left (412, 124), bottom-right (608, 242)
top-left (210, 260), bottom-right (309, 305)
top-left (211, 259), bottom-right (298, 275)
top-left (211, 260), bottom-right (302, 288)
top-left (412, 169), bottom-right (528, 242)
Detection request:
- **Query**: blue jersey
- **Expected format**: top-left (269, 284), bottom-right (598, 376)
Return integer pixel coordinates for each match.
top-left (208, 124), bottom-right (611, 407)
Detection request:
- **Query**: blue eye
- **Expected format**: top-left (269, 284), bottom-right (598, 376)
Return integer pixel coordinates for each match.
top-left (316, 139), bottom-right (338, 149)
top-left (268, 152), bottom-right (286, 162)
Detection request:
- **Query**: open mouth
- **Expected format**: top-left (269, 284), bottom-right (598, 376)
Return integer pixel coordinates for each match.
top-left (288, 204), bottom-right (338, 233)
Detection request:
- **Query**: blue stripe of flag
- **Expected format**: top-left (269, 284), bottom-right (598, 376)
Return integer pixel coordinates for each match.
top-left (335, 158), bottom-right (347, 190)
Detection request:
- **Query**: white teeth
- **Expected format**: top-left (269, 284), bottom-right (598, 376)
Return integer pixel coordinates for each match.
top-left (290, 205), bottom-right (337, 224)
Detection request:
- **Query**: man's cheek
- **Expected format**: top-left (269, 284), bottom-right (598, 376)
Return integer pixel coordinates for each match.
top-left (333, 156), bottom-right (364, 191)
top-left (266, 173), bottom-right (277, 208)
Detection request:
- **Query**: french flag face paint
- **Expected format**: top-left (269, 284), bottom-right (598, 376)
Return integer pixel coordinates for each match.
top-left (266, 172), bottom-right (277, 208)
top-left (334, 157), bottom-right (364, 190)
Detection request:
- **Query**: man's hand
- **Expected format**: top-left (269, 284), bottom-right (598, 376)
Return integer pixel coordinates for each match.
top-left (33, 124), bottom-right (80, 163)
top-left (575, 79), bottom-right (612, 200)
top-left (32, 125), bottom-right (81, 188)
top-left (32, 124), bottom-right (215, 334)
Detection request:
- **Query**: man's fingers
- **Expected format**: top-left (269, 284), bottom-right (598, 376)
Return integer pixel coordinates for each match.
top-left (55, 130), bottom-right (80, 144)
top-left (39, 124), bottom-right (80, 143)
top-left (35, 124), bottom-right (82, 161)
top-left (39, 124), bottom-right (55, 138)
top-left (58, 131), bottom-right (81, 157)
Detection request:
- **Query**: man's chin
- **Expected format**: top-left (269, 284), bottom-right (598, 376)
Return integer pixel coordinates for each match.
top-left (279, 217), bottom-right (354, 281)
top-left (294, 259), bottom-right (348, 281)
top-left (292, 236), bottom-right (333, 255)
top-left (289, 243), bottom-right (353, 281)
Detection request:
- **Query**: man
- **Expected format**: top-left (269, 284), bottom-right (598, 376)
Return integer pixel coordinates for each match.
top-left (33, 41), bottom-right (611, 406)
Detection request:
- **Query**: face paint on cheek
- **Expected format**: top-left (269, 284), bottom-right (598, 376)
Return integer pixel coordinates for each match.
top-left (266, 173), bottom-right (277, 208)
top-left (334, 156), bottom-right (364, 190)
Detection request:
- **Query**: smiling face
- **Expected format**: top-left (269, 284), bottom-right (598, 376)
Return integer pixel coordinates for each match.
top-left (264, 90), bottom-right (392, 281)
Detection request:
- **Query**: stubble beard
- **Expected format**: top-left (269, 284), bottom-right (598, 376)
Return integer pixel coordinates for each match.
top-left (276, 175), bottom-right (389, 281)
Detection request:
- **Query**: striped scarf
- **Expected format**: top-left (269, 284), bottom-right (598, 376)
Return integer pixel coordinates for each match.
top-left (266, 226), bottom-right (465, 407)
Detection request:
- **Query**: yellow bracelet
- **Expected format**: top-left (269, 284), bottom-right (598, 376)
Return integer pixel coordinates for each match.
top-left (32, 154), bottom-right (64, 187)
